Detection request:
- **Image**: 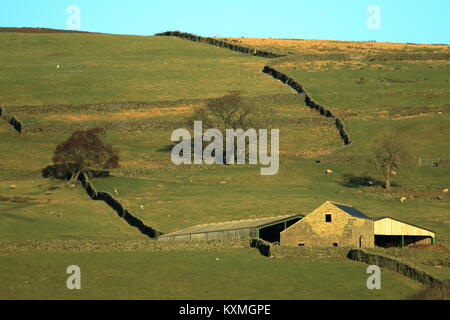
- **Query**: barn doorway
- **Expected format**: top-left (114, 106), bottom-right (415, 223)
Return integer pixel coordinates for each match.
top-left (375, 235), bottom-right (433, 248)
top-left (259, 218), bottom-right (301, 243)
top-left (359, 236), bottom-right (363, 248)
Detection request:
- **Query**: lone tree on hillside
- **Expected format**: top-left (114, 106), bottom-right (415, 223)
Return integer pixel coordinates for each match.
top-left (371, 134), bottom-right (412, 192)
top-left (190, 93), bottom-right (268, 131)
top-left (188, 93), bottom-right (270, 162)
top-left (53, 127), bottom-right (119, 184)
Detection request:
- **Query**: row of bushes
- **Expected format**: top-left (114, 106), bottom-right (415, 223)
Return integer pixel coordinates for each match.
top-left (78, 172), bottom-right (163, 238)
top-left (0, 106), bottom-right (22, 133)
top-left (347, 249), bottom-right (441, 286)
top-left (155, 31), bottom-right (285, 58)
top-left (262, 66), bottom-right (351, 145)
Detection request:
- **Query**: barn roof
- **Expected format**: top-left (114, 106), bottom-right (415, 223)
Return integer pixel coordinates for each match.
top-left (159, 214), bottom-right (303, 238)
top-left (330, 202), bottom-right (371, 220)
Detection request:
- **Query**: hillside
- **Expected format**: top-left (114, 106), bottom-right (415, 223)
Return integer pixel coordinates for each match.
top-left (0, 30), bottom-right (449, 299)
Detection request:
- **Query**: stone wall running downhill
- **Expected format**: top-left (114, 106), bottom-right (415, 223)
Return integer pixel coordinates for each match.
top-left (155, 31), bottom-right (285, 59)
top-left (0, 106), bottom-right (22, 134)
top-left (262, 66), bottom-right (351, 145)
top-left (78, 172), bottom-right (163, 238)
top-left (347, 249), bottom-right (442, 286)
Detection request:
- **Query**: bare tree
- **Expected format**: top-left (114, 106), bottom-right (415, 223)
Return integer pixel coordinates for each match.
top-left (190, 94), bottom-right (267, 131)
top-left (371, 134), bottom-right (411, 192)
top-left (188, 94), bottom-right (270, 162)
top-left (53, 127), bottom-right (119, 184)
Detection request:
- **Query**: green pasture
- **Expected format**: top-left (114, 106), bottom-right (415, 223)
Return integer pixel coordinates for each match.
top-left (0, 248), bottom-right (422, 300)
top-left (0, 32), bottom-right (449, 300)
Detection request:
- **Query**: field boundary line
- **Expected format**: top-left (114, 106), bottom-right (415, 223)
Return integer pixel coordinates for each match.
top-left (155, 31), bottom-right (285, 58)
top-left (78, 172), bottom-right (163, 238)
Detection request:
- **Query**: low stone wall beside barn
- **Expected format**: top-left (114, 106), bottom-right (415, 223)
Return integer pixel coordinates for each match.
top-left (0, 239), bottom-right (251, 253)
top-left (347, 249), bottom-right (442, 286)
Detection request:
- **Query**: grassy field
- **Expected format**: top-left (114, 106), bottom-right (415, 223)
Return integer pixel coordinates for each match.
top-left (0, 248), bottom-right (422, 300)
top-left (0, 31), bottom-right (449, 299)
top-left (0, 32), bottom-right (292, 106)
top-left (226, 37), bottom-right (450, 57)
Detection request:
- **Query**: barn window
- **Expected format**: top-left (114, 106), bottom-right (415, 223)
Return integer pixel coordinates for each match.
top-left (333, 243), bottom-right (338, 247)
top-left (325, 214), bottom-right (332, 222)
top-left (298, 243), bottom-right (305, 247)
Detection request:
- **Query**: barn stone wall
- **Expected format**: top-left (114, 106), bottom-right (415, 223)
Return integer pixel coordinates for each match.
top-left (280, 202), bottom-right (374, 248)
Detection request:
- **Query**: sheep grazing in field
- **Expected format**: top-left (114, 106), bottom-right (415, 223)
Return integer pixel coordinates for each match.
top-left (400, 197), bottom-right (407, 203)
top-left (9, 184), bottom-right (16, 190)
top-left (325, 169), bottom-right (333, 174)
top-left (443, 188), bottom-right (449, 193)
top-left (390, 170), bottom-right (397, 175)
top-left (56, 65), bottom-right (60, 69)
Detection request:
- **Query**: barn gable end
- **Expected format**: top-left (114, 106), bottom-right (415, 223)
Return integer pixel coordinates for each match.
top-left (280, 201), bottom-right (374, 248)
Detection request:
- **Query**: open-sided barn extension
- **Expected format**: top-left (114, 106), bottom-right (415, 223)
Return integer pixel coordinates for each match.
top-left (372, 217), bottom-right (436, 247)
top-left (158, 214), bottom-right (303, 242)
top-left (280, 201), bottom-right (436, 248)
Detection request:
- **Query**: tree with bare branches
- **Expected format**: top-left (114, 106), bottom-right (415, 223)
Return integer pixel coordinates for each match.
top-left (190, 94), bottom-right (267, 131)
top-left (371, 134), bottom-right (412, 192)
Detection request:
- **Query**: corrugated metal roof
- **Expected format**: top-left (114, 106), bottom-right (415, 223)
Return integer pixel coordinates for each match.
top-left (331, 202), bottom-right (371, 220)
top-left (159, 214), bottom-right (303, 238)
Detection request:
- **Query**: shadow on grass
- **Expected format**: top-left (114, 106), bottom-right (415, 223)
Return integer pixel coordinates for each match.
top-left (157, 144), bottom-right (174, 153)
top-left (339, 173), bottom-right (399, 188)
top-left (41, 165), bottom-right (110, 180)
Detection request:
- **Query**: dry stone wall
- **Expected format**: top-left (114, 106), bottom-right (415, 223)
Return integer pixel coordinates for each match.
top-left (155, 31), bottom-right (285, 58)
top-left (347, 249), bottom-right (442, 286)
top-left (262, 66), bottom-right (351, 145)
top-left (0, 106), bottom-right (22, 133)
top-left (78, 172), bottom-right (162, 238)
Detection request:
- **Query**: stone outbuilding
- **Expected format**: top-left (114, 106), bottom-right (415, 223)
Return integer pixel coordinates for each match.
top-left (280, 201), bottom-right (436, 248)
top-left (280, 201), bottom-right (374, 248)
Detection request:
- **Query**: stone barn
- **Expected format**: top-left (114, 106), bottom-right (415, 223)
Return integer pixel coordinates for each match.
top-left (280, 201), bottom-right (436, 248)
top-left (280, 201), bottom-right (375, 248)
